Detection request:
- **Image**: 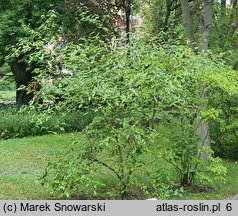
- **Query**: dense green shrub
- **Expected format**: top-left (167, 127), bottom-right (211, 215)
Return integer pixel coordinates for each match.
top-left (11, 13), bottom-right (236, 199)
top-left (38, 39), bottom-right (231, 199)
top-left (0, 111), bottom-right (94, 139)
top-left (0, 103), bottom-right (15, 112)
top-left (210, 94), bottom-right (238, 159)
top-left (0, 79), bottom-right (15, 91)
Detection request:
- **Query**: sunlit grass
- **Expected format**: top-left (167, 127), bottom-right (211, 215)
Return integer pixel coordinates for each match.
top-left (0, 132), bottom-right (82, 199)
top-left (0, 91), bottom-right (15, 100)
top-left (0, 132), bottom-right (237, 200)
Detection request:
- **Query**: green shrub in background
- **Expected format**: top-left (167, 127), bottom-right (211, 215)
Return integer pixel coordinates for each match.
top-left (0, 79), bottom-right (15, 91)
top-left (210, 93), bottom-right (238, 159)
top-left (0, 63), bottom-right (15, 91)
top-left (0, 111), bottom-right (94, 139)
top-left (0, 103), bottom-right (15, 112)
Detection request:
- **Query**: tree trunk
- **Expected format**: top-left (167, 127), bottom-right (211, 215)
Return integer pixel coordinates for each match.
top-left (218, 0), bottom-right (227, 48)
top-left (163, 0), bottom-right (173, 31)
top-left (197, 0), bottom-right (213, 157)
top-left (9, 58), bottom-right (33, 106)
top-left (179, 0), bottom-right (194, 49)
top-left (157, 0), bottom-right (165, 33)
top-left (221, 0), bottom-right (226, 14)
top-left (198, 0), bottom-right (213, 52)
top-left (229, 0), bottom-right (238, 36)
top-left (125, 0), bottom-right (132, 44)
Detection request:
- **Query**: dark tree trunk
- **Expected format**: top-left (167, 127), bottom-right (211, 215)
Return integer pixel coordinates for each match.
top-left (229, 0), bottom-right (238, 36)
top-left (157, 1), bottom-right (164, 33)
top-left (125, 0), bottom-right (132, 45)
top-left (221, 0), bottom-right (226, 14)
top-left (179, 0), bottom-right (195, 49)
top-left (163, 0), bottom-right (173, 31)
top-left (9, 58), bottom-right (33, 106)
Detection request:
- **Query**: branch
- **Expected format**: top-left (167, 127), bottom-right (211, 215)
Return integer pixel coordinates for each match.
top-left (92, 157), bottom-right (122, 180)
top-left (161, 156), bottom-right (183, 171)
top-left (163, 0), bottom-right (174, 29)
top-left (147, 155), bottom-right (182, 172)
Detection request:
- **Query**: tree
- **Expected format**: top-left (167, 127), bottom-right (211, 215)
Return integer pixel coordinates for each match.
top-left (179, 0), bottom-right (194, 48)
top-left (196, 0), bottom-right (213, 155)
top-left (0, 0), bottom-right (117, 106)
top-left (137, 0), bottom-right (202, 38)
top-left (57, 0), bottom-right (118, 41)
top-left (198, 0), bottom-right (213, 53)
top-left (176, 0), bottom-right (213, 154)
top-left (115, 0), bottom-right (133, 44)
top-left (0, 0), bottom-right (64, 105)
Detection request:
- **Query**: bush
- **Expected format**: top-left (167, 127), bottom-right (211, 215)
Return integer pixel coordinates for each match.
top-left (0, 111), bottom-right (94, 139)
top-left (10, 14), bottom-right (233, 198)
top-left (0, 80), bottom-right (14, 91)
top-left (38, 39), bottom-right (230, 199)
top-left (210, 94), bottom-right (238, 159)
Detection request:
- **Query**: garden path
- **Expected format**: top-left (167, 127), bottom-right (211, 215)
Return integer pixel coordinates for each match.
top-left (227, 194), bottom-right (238, 200)
top-left (0, 99), bottom-right (15, 104)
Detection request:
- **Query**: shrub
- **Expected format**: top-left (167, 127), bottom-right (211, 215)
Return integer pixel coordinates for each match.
top-left (210, 94), bottom-right (238, 159)
top-left (38, 39), bottom-right (230, 199)
top-left (0, 79), bottom-right (15, 91)
top-left (11, 12), bottom-right (234, 198)
top-left (0, 111), bottom-right (94, 139)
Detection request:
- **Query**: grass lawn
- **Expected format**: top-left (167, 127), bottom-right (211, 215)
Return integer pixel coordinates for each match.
top-left (0, 132), bottom-right (82, 199)
top-left (0, 91), bottom-right (15, 100)
top-left (0, 132), bottom-right (237, 200)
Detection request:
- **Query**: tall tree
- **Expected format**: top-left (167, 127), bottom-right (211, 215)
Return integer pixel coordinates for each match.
top-left (197, 0), bottom-right (213, 155)
top-left (0, 0), bottom-right (64, 105)
top-left (116, 0), bottom-right (133, 44)
top-left (178, 0), bottom-right (214, 154)
top-left (0, 0), bottom-right (117, 105)
top-left (179, 0), bottom-right (194, 49)
top-left (198, 0), bottom-right (213, 52)
top-left (58, 0), bottom-right (117, 41)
